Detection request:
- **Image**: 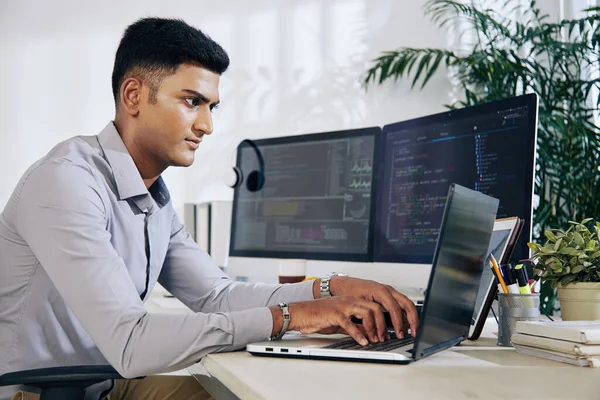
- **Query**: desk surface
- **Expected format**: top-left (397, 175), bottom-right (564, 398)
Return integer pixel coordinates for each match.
top-left (189, 319), bottom-right (600, 400)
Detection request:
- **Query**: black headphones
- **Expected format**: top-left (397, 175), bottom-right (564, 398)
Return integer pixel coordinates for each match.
top-left (231, 139), bottom-right (265, 192)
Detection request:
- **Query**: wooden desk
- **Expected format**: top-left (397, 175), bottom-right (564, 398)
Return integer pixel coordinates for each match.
top-left (188, 319), bottom-right (600, 400)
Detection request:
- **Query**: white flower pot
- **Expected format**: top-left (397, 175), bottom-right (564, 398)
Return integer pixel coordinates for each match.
top-left (557, 282), bottom-right (600, 321)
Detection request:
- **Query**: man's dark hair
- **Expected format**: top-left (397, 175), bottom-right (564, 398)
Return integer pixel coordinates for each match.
top-left (111, 17), bottom-right (229, 104)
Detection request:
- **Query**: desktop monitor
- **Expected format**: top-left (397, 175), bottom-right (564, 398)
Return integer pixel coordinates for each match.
top-left (229, 127), bottom-right (380, 262)
top-left (373, 94), bottom-right (538, 264)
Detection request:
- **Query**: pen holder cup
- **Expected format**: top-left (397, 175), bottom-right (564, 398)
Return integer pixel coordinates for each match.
top-left (497, 293), bottom-right (540, 347)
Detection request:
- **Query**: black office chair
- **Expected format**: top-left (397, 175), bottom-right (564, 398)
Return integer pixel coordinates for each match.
top-left (0, 365), bottom-right (130, 400)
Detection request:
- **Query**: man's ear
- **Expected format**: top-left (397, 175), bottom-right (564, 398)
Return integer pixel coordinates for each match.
top-left (119, 77), bottom-right (142, 116)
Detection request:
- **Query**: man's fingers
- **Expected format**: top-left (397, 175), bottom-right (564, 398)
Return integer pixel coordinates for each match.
top-left (352, 304), bottom-right (377, 343)
top-left (374, 289), bottom-right (405, 338)
top-left (305, 292), bottom-right (416, 345)
top-left (363, 301), bottom-right (386, 342)
top-left (388, 289), bottom-right (419, 335)
top-left (391, 306), bottom-right (405, 339)
top-left (355, 324), bottom-right (368, 338)
top-left (381, 285), bottom-right (418, 336)
top-left (340, 319), bottom-right (368, 346)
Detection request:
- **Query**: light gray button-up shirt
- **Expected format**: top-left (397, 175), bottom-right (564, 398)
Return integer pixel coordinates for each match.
top-left (0, 122), bottom-right (313, 398)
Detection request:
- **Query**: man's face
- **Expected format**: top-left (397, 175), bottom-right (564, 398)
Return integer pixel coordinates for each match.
top-left (135, 64), bottom-right (220, 169)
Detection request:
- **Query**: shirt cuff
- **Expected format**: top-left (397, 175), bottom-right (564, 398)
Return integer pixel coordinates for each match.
top-left (228, 307), bottom-right (273, 350)
top-left (279, 279), bottom-right (316, 302)
top-left (304, 279), bottom-right (317, 300)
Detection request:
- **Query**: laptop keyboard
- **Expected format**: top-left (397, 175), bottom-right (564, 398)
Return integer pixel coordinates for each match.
top-left (323, 333), bottom-right (414, 352)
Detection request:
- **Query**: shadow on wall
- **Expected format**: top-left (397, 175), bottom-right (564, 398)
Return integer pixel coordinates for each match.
top-left (0, 0), bottom-right (454, 210)
top-left (185, 0), bottom-right (405, 203)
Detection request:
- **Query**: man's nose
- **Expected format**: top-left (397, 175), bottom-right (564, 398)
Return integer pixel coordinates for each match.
top-left (193, 109), bottom-right (213, 136)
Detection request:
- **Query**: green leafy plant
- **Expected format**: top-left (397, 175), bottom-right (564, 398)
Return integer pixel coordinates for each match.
top-left (528, 218), bottom-right (600, 288)
top-left (362, 0), bottom-right (600, 313)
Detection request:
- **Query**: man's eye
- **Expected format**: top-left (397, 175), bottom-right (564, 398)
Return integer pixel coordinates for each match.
top-left (185, 98), bottom-right (200, 107)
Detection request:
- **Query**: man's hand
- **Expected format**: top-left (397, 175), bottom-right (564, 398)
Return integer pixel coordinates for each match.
top-left (315, 276), bottom-right (419, 339)
top-left (281, 296), bottom-right (391, 345)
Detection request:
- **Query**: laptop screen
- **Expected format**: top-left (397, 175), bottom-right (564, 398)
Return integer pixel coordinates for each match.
top-left (413, 184), bottom-right (499, 360)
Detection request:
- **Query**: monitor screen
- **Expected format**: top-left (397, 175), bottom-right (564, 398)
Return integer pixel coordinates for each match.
top-left (229, 127), bottom-right (380, 261)
top-left (374, 94), bottom-right (537, 263)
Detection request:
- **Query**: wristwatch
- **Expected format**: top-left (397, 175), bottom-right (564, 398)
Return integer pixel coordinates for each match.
top-left (320, 272), bottom-right (348, 298)
top-left (270, 302), bottom-right (290, 340)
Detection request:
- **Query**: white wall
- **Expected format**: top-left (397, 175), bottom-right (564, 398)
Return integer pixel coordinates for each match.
top-left (0, 0), bottom-right (455, 214)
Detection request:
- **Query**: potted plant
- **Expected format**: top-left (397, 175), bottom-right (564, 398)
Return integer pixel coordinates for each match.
top-left (528, 218), bottom-right (600, 320)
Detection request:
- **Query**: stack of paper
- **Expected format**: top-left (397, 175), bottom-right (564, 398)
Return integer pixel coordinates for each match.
top-left (513, 321), bottom-right (600, 367)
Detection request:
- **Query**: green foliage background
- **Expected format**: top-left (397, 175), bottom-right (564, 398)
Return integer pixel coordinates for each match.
top-left (363, 0), bottom-right (600, 314)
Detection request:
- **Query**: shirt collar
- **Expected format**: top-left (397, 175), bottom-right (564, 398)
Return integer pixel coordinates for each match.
top-left (97, 122), bottom-right (170, 209)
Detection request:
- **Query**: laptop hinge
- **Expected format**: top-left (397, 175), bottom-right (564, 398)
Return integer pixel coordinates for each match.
top-left (416, 336), bottom-right (464, 360)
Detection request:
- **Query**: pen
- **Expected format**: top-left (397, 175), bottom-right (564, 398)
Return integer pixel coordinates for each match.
top-left (500, 263), bottom-right (520, 294)
top-left (490, 254), bottom-right (508, 294)
top-left (514, 263), bottom-right (532, 294)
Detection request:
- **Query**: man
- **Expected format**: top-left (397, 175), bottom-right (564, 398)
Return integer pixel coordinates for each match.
top-left (0, 17), bottom-right (418, 400)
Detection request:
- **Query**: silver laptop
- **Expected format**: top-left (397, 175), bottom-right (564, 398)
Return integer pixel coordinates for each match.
top-left (247, 184), bottom-right (499, 364)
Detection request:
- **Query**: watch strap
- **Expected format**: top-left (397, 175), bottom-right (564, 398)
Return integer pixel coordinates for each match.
top-left (320, 272), bottom-right (348, 298)
top-left (270, 302), bottom-right (290, 340)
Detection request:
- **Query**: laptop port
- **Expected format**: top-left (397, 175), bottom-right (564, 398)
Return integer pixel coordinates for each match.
top-left (266, 347), bottom-right (273, 352)
top-left (281, 349), bottom-right (289, 353)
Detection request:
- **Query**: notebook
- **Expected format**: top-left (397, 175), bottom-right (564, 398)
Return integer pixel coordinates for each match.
top-left (247, 184), bottom-right (499, 364)
top-left (515, 321), bottom-right (600, 344)
top-left (513, 344), bottom-right (600, 367)
top-left (511, 333), bottom-right (600, 356)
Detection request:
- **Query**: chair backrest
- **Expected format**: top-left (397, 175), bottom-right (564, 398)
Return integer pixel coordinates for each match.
top-left (0, 365), bottom-right (125, 400)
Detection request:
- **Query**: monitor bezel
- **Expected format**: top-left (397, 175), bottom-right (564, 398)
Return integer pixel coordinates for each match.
top-left (228, 126), bottom-right (381, 262)
top-left (373, 93), bottom-right (538, 264)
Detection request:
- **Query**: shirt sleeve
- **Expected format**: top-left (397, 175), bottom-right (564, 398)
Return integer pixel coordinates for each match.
top-left (14, 160), bottom-right (298, 379)
top-left (158, 209), bottom-right (315, 314)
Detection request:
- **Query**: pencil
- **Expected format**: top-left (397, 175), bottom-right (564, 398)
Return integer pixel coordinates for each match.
top-left (490, 253), bottom-right (508, 294)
